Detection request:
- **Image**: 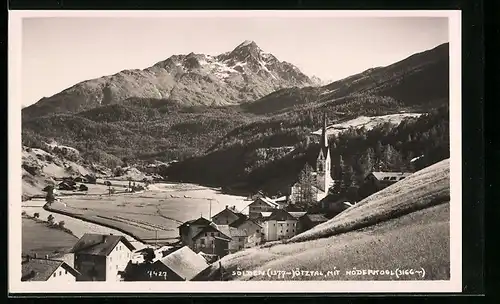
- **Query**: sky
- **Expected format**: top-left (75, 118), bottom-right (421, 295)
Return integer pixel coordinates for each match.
top-left (21, 15), bottom-right (449, 107)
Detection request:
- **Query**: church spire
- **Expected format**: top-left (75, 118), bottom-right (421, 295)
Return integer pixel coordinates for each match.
top-left (320, 113), bottom-right (328, 149)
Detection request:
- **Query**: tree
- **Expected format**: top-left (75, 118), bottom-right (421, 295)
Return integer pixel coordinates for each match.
top-left (143, 248), bottom-right (155, 264)
top-left (342, 165), bottom-right (356, 191)
top-left (374, 141), bottom-right (384, 170)
top-left (127, 177), bottom-right (133, 192)
top-left (58, 221), bottom-right (65, 228)
top-left (359, 148), bottom-right (375, 178)
top-left (47, 214), bottom-right (55, 225)
top-left (105, 181), bottom-right (112, 196)
top-left (33, 213), bottom-right (40, 219)
top-left (45, 185), bottom-right (55, 206)
top-left (295, 163), bottom-right (317, 208)
top-left (382, 144), bottom-right (404, 171)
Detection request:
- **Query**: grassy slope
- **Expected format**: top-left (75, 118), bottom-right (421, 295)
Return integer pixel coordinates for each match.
top-left (22, 216), bottom-right (78, 257)
top-left (195, 159), bottom-right (450, 281)
top-left (290, 158), bottom-right (449, 243)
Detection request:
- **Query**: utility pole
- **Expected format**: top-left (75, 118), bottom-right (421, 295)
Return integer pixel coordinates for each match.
top-left (209, 199), bottom-right (212, 220)
top-left (155, 230), bottom-right (158, 247)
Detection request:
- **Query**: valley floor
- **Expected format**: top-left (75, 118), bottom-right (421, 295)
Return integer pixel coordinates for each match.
top-left (25, 181), bottom-right (251, 247)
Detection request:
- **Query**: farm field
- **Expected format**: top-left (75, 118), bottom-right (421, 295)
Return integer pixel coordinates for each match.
top-left (22, 216), bottom-right (79, 258)
top-left (45, 182), bottom-right (250, 245)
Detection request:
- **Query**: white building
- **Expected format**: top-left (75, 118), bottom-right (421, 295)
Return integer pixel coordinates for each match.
top-left (21, 257), bottom-right (80, 282)
top-left (261, 209), bottom-right (300, 242)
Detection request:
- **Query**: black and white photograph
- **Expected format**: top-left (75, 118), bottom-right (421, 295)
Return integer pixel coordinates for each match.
top-left (9, 10), bottom-right (462, 293)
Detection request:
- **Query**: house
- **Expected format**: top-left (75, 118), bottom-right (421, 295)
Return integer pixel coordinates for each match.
top-left (178, 217), bottom-right (216, 248)
top-left (318, 195), bottom-right (353, 216)
top-left (58, 181), bottom-right (76, 191)
top-left (211, 205), bottom-right (246, 225)
top-left (70, 233), bottom-right (136, 281)
top-left (216, 225), bottom-right (248, 253)
top-left (149, 246), bottom-right (209, 281)
top-left (191, 225), bottom-right (231, 256)
top-left (21, 256), bottom-right (80, 282)
top-left (74, 176), bottom-right (88, 183)
top-left (364, 172), bottom-right (413, 191)
top-left (261, 209), bottom-right (300, 242)
top-left (248, 196), bottom-right (281, 219)
top-left (229, 217), bottom-right (263, 248)
top-left (297, 213), bottom-right (329, 233)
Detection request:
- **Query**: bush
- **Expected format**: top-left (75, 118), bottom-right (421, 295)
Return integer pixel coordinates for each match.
top-left (33, 213), bottom-right (40, 218)
top-left (58, 221), bottom-right (65, 228)
top-left (21, 211), bottom-right (27, 216)
top-left (47, 214), bottom-right (54, 223)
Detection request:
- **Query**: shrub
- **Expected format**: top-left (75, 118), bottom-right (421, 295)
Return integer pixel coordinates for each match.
top-left (47, 214), bottom-right (54, 223)
top-left (33, 213), bottom-right (40, 218)
top-left (58, 221), bottom-right (65, 228)
top-left (21, 211), bottom-right (27, 216)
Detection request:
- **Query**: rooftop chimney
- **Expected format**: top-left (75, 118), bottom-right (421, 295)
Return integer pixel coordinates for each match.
top-left (225, 205), bottom-right (228, 209)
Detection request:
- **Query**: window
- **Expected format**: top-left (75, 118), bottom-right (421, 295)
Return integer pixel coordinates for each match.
top-left (390, 177), bottom-right (397, 181)
top-left (211, 232), bottom-right (215, 237)
top-left (59, 271), bottom-right (62, 276)
top-left (65, 270), bottom-right (68, 274)
top-left (53, 273), bottom-right (56, 277)
top-left (200, 239), bottom-right (205, 245)
top-left (256, 230), bottom-right (259, 233)
top-left (383, 177), bottom-right (390, 180)
top-left (292, 229), bottom-right (295, 233)
top-left (286, 223), bottom-right (289, 226)
top-left (400, 177), bottom-right (406, 180)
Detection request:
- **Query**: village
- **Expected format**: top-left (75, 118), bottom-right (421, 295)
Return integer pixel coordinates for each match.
top-left (21, 114), bottom-right (415, 282)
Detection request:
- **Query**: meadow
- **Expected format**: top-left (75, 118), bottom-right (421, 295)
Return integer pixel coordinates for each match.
top-left (22, 216), bottom-right (79, 258)
top-left (46, 182), bottom-right (251, 245)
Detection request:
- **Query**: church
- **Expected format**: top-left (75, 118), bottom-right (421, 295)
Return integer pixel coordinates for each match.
top-left (289, 114), bottom-right (335, 204)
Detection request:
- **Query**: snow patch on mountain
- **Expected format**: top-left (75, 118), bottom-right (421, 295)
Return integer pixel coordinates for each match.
top-left (312, 113), bottom-right (424, 137)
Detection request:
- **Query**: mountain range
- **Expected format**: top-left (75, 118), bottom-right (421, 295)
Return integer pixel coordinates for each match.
top-left (22, 40), bottom-right (315, 119)
top-left (21, 41), bottom-right (450, 195)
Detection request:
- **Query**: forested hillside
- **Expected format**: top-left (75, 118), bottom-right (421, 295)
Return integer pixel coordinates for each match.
top-left (22, 42), bottom-right (450, 195)
top-left (166, 105), bottom-right (449, 197)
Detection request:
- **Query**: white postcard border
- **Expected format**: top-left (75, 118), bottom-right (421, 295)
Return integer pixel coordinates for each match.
top-left (9, 10), bottom-right (462, 294)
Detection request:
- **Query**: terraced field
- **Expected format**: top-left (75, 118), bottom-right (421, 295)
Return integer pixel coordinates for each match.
top-left (45, 182), bottom-right (250, 245)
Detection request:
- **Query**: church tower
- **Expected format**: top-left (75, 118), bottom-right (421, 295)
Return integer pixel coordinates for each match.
top-left (316, 113), bottom-right (333, 193)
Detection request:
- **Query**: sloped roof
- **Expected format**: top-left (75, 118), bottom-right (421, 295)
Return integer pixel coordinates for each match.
top-left (192, 225), bottom-right (231, 241)
top-left (369, 172), bottom-right (413, 181)
top-left (229, 217), bottom-right (262, 229)
top-left (252, 196), bottom-right (280, 208)
top-left (304, 214), bottom-right (329, 223)
top-left (260, 212), bottom-right (273, 219)
top-left (288, 212), bottom-right (307, 219)
top-left (216, 225), bottom-right (248, 238)
top-left (70, 233), bottom-right (135, 256)
top-left (268, 209), bottom-right (296, 221)
top-left (155, 246), bottom-right (209, 281)
top-left (21, 258), bottom-right (80, 281)
top-left (178, 217), bottom-right (212, 228)
top-left (212, 207), bottom-right (246, 222)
